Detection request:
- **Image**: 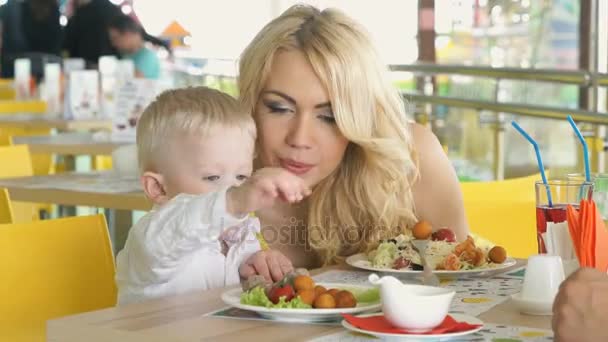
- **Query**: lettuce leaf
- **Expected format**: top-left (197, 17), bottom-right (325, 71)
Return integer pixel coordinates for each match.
top-left (240, 286), bottom-right (311, 309)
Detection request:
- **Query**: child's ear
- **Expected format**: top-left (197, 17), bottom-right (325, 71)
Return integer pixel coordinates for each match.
top-left (141, 172), bottom-right (169, 205)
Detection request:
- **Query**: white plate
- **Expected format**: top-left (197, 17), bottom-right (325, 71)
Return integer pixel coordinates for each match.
top-left (345, 253), bottom-right (517, 278)
top-left (511, 293), bottom-right (553, 316)
top-left (341, 313), bottom-right (484, 341)
top-left (221, 282), bottom-right (381, 323)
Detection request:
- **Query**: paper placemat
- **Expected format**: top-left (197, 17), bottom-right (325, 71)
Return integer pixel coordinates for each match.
top-left (313, 270), bottom-right (523, 317)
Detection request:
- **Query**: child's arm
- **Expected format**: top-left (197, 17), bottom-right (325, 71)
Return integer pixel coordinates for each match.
top-left (119, 189), bottom-right (247, 286)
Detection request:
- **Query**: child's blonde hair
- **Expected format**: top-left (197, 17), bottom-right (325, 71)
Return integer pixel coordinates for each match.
top-left (136, 86), bottom-right (255, 174)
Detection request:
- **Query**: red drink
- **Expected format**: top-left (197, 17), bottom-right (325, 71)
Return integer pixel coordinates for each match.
top-left (535, 205), bottom-right (576, 253)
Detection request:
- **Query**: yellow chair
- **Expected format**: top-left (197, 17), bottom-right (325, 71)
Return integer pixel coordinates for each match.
top-left (0, 100), bottom-right (46, 113)
top-left (0, 214), bottom-right (117, 342)
top-left (0, 98), bottom-right (49, 175)
top-left (0, 86), bottom-right (16, 100)
top-left (0, 126), bottom-right (54, 175)
top-left (461, 172), bottom-right (546, 259)
top-left (0, 188), bottom-right (13, 224)
top-left (0, 144), bottom-right (33, 177)
top-left (0, 144), bottom-right (43, 222)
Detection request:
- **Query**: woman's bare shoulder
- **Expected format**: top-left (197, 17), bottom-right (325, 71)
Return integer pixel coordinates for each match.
top-left (409, 122), bottom-right (469, 240)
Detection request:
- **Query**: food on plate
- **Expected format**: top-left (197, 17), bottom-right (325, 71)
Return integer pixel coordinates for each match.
top-left (368, 232), bottom-right (508, 271)
top-left (335, 290), bottom-right (357, 308)
top-left (296, 289), bottom-right (316, 305)
top-left (240, 270), bottom-right (379, 309)
top-left (488, 246), bottom-right (507, 263)
top-left (326, 288), bottom-right (340, 298)
top-left (412, 220), bottom-right (433, 239)
top-left (293, 275), bottom-right (315, 292)
top-left (268, 283), bottom-right (295, 304)
top-left (431, 227), bottom-right (457, 242)
top-left (313, 293), bottom-right (336, 309)
top-left (314, 285), bottom-right (327, 297)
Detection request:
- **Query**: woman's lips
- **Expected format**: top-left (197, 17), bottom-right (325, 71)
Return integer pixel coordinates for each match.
top-left (279, 158), bottom-right (314, 175)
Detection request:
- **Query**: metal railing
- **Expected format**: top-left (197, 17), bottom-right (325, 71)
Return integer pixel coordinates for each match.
top-left (389, 63), bottom-right (608, 178)
top-left (389, 63), bottom-right (608, 125)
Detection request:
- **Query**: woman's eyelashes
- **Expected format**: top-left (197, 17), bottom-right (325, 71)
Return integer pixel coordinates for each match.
top-left (319, 113), bottom-right (336, 124)
top-left (263, 99), bottom-right (336, 124)
top-left (264, 100), bottom-right (292, 114)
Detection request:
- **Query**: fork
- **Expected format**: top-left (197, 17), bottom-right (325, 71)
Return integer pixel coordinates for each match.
top-left (410, 239), bottom-right (441, 287)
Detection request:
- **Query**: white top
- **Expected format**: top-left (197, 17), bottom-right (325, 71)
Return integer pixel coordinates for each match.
top-left (115, 189), bottom-right (261, 305)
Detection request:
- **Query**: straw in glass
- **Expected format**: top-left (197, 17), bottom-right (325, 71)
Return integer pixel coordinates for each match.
top-left (511, 121), bottom-right (552, 206)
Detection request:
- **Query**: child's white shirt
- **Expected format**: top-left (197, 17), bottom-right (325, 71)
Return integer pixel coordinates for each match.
top-left (115, 189), bottom-right (261, 305)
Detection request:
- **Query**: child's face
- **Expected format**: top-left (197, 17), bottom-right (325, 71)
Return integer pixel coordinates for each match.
top-left (160, 124), bottom-right (254, 201)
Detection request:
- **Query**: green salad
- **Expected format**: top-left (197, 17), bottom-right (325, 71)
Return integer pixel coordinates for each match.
top-left (240, 284), bottom-right (380, 309)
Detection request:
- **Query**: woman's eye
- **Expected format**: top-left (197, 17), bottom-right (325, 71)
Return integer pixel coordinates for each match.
top-left (236, 175), bottom-right (248, 181)
top-left (319, 113), bottom-right (336, 124)
top-left (264, 101), bottom-right (291, 114)
top-left (204, 175), bottom-right (220, 181)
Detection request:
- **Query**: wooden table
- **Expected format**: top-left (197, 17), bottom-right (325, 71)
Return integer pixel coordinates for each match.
top-left (0, 114), bottom-right (112, 131)
top-left (47, 263), bottom-right (551, 342)
top-left (0, 171), bottom-right (150, 253)
top-left (0, 171), bottom-right (148, 211)
top-left (13, 132), bottom-right (131, 156)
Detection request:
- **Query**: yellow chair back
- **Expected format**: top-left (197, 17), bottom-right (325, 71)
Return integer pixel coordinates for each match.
top-left (0, 188), bottom-right (13, 224)
top-left (0, 126), bottom-right (54, 175)
top-left (0, 134), bottom-right (12, 145)
top-left (0, 144), bottom-right (33, 177)
top-left (461, 172), bottom-right (546, 258)
top-left (0, 100), bottom-right (46, 114)
top-left (0, 86), bottom-right (16, 100)
top-left (0, 144), bottom-right (42, 222)
top-left (0, 214), bottom-right (117, 342)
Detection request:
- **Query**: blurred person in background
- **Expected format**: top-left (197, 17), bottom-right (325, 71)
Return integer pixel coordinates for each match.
top-left (62, 0), bottom-right (121, 68)
top-left (0, 0), bottom-right (62, 78)
top-left (108, 13), bottom-right (170, 79)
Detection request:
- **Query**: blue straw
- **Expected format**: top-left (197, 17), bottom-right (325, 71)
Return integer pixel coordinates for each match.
top-left (566, 115), bottom-right (591, 182)
top-left (511, 121), bottom-right (553, 207)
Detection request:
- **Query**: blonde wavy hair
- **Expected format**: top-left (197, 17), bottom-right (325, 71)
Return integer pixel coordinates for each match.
top-left (239, 5), bottom-right (419, 264)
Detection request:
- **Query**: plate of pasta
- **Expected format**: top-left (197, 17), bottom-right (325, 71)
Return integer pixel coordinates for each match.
top-left (345, 224), bottom-right (516, 277)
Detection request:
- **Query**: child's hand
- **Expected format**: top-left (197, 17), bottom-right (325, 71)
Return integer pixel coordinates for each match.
top-left (239, 250), bottom-right (294, 282)
top-left (226, 167), bottom-right (311, 217)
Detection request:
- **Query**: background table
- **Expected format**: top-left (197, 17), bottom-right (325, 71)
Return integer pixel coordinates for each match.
top-left (0, 114), bottom-right (112, 131)
top-left (13, 132), bottom-right (131, 156)
top-left (0, 172), bottom-right (150, 252)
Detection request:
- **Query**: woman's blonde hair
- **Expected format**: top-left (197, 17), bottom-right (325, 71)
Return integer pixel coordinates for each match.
top-left (239, 5), bottom-right (418, 264)
top-left (137, 86), bottom-right (255, 174)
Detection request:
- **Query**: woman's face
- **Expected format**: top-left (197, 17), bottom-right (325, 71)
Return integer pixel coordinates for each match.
top-left (254, 49), bottom-right (349, 187)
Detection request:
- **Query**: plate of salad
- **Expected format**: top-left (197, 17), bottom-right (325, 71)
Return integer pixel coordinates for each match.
top-left (221, 270), bottom-right (381, 322)
top-left (346, 225), bottom-right (516, 277)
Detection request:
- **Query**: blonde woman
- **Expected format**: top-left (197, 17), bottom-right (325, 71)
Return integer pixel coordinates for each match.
top-left (238, 5), bottom-right (468, 272)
